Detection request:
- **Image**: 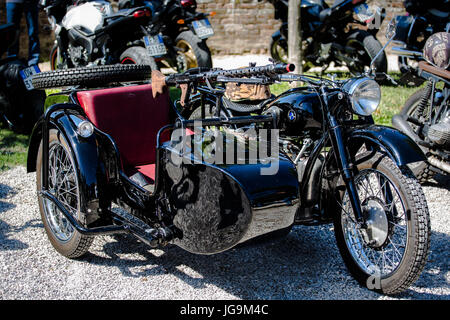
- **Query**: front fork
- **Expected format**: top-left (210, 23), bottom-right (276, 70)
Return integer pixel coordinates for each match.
top-left (328, 116), bottom-right (366, 225)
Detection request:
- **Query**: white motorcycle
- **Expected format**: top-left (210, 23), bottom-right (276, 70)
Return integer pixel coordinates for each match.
top-left (40, 0), bottom-right (158, 70)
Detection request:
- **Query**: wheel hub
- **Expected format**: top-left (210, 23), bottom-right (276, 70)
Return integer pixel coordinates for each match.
top-left (362, 199), bottom-right (389, 248)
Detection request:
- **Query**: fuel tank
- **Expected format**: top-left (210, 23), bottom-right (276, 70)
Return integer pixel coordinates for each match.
top-left (264, 87), bottom-right (323, 136)
top-left (62, 1), bottom-right (112, 34)
top-left (158, 128), bottom-right (300, 254)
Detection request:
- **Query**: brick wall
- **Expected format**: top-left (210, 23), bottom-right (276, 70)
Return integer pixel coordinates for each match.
top-left (0, 0), bottom-right (407, 62)
top-left (198, 0), bottom-right (407, 55)
top-left (0, 2), bottom-right (54, 61)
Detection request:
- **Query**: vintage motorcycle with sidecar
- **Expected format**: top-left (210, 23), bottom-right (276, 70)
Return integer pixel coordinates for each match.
top-left (28, 25), bottom-right (430, 294)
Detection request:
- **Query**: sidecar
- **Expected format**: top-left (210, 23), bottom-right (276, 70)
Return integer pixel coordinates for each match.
top-left (27, 81), bottom-right (300, 257)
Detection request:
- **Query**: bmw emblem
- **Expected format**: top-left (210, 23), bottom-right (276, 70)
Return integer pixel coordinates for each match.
top-left (288, 110), bottom-right (296, 122)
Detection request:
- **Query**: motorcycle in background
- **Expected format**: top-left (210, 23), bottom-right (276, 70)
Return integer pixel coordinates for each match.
top-left (265, 0), bottom-right (387, 77)
top-left (392, 32), bottom-right (450, 183)
top-left (118, 0), bottom-right (214, 72)
top-left (391, 0), bottom-right (450, 85)
top-left (39, 0), bottom-right (158, 70)
top-left (0, 24), bottom-right (46, 133)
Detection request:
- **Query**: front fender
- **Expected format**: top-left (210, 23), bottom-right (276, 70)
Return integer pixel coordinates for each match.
top-left (347, 125), bottom-right (426, 166)
top-left (27, 104), bottom-right (113, 226)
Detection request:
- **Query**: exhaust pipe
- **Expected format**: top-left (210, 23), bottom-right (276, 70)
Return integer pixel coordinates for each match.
top-left (429, 157), bottom-right (450, 175)
top-left (391, 46), bottom-right (422, 58)
top-left (392, 114), bottom-right (421, 142)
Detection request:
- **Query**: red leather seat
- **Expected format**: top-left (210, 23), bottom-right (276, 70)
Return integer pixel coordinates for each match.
top-left (77, 84), bottom-right (170, 183)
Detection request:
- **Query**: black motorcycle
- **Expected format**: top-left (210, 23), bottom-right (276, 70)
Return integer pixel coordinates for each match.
top-left (266, 0), bottom-right (387, 77)
top-left (40, 0), bottom-right (158, 70)
top-left (391, 0), bottom-right (450, 85)
top-left (28, 19), bottom-right (431, 293)
top-left (118, 0), bottom-right (213, 72)
top-left (0, 23), bottom-right (46, 133)
top-left (392, 59), bottom-right (450, 183)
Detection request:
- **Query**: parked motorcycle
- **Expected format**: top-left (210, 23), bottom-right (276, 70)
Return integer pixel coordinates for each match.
top-left (39, 0), bottom-right (158, 70)
top-left (28, 20), bottom-right (431, 295)
top-left (265, 0), bottom-right (387, 77)
top-left (391, 0), bottom-right (450, 85)
top-left (118, 0), bottom-right (214, 72)
top-left (0, 23), bottom-right (46, 133)
top-left (392, 32), bottom-right (450, 182)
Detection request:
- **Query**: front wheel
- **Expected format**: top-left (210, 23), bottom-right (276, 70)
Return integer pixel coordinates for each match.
top-left (50, 44), bottom-right (72, 70)
top-left (333, 151), bottom-right (430, 295)
top-left (36, 129), bottom-right (94, 258)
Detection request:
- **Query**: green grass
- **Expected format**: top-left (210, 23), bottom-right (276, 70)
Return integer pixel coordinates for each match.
top-left (0, 122), bottom-right (29, 171)
top-left (0, 77), bottom-right (423, 171)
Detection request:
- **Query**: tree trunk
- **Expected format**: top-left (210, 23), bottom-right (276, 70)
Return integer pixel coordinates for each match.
top-left (288, 0), bottom-right (302, 86)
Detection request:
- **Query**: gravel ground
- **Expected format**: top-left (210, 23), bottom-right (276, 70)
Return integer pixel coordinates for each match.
top-left (0, 166), bottom-right (448, 300)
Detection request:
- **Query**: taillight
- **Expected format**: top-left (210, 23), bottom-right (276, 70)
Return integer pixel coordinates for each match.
top-left (133, 9), bottom-right (151, 18)
top-left (181, 0), bottom-right (196, 8)
top-left (352, 0), bottom-right (364, 4)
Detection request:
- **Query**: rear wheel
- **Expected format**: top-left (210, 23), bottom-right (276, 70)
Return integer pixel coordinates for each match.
top-left (345, 30), bottom-right (387, 76)
top-left (120, 46), bottom-right (159, 71)
top-left (270, 37), bottom-right (288, 64)
top-left (333, 152), bottom-right (430, 295)
top-left (36, 129), bottom-right (93, 258)
top-left (175, 30), bottom-right (212, 72)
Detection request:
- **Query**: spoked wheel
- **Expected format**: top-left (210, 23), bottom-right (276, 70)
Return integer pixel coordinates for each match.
top-left (36, 129), bottom-right (93, 258)
top-left (334, 152), bottom-right (430, 295)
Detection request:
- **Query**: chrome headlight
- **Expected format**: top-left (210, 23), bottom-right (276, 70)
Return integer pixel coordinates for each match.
top-left (343, 78), bottom-right (381, 116)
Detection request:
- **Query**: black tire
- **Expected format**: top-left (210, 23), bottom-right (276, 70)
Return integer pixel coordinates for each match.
top-left (345, 30), bottom-right (388, 76)
top-left (175, 30), bottom-right (212, 71)
top-left (50, 44), bottom-right (58, 71)
top-left (270, 36), bottom-right (288, 64)
top-left (31, 64), bottom-right (152, 89)
top-left (269, 36), bottom-right (312, 72)
top-left (400, 88), bottom-right (435, 183)
top-left (333, 151), bottom-right (431, 295)
top-left (50, 44), bottom-right (72, 70)
top-left (188, 102), bottom-right (216, 120)
top-left (36, 129), bottom-right (94, 258)
top-left (120, 46), bottom-right (159, 71)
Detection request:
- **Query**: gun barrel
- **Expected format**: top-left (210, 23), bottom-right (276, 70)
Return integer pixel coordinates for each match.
top-left (165, 63), bottom-right (295, 85)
